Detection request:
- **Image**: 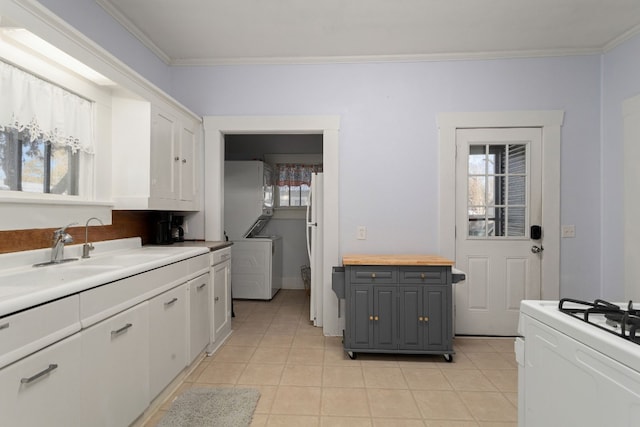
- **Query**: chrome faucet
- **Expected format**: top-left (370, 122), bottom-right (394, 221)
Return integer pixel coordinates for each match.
top-left (51, 223), bottom-right (77, 263)
top-left (82, 217), bottom-right (104, 258)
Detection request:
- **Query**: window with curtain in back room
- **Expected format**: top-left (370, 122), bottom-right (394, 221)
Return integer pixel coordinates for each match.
top-left (276, 163), bottom-right (322, 207)
top-left (0, 60), bottom-right (94, 195)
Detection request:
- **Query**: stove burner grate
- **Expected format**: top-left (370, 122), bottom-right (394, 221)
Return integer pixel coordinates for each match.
top-left (558, 298), bottom-right (640, 344)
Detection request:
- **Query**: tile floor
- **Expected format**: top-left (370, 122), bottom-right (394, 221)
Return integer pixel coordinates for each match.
top-left (145, 290), bottom-right (518, 427)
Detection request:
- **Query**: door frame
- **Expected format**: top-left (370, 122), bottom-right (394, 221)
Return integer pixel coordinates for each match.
top-left (203, 115), bottom-right (341, 336)
top-left (437, 111), bottom-right (564, 302)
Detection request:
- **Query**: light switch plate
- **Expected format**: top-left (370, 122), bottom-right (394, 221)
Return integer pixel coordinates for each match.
top-left (561, 225), bottom-right (576, 238)
top-left (357, 226), bottom-right (367, 240)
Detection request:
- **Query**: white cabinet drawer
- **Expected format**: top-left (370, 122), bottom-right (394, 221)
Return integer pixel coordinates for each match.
top-left (0, 333), bottom-right (82, 427)
top-left (187, 252), bottom-right (209, 274)
top-left (211, 247), bottom-right (231, 266)
top-left (0, 295), bottom-right (80, 369)
top-left (80, 262), bottom-right (186, 327)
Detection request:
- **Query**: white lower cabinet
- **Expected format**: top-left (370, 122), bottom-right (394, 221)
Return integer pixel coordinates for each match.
top-left (81, 302), bottom-right (150, 427)
top-left (209, 247), bottom-right (232, 354)
top-left (188, 273), bottom-right (211, 363)
top-left (0, 333), bottom-right (82, 427)
top-left (149, 283), bottom-right (188, 397)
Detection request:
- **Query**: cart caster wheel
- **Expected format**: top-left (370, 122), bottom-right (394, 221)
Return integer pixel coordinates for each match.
top-left (348, 351), bottom-right (357, 360)
top-left (443, 354), bottom-right (453, 363)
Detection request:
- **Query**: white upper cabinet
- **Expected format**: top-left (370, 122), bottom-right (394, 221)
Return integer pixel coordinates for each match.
top-left (111, 96), bottom-right (201, 211)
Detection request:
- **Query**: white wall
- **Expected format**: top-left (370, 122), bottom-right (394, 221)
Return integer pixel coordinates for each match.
top-left (35, 0), bottom-right (640, 301)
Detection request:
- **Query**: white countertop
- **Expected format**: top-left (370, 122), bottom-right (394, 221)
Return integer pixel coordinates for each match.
top-left (0, 238), bottom-right (209, 317)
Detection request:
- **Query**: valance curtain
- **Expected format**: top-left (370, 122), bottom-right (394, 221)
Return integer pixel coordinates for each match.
top-left (0, 60), bottom-right (94, 154)
top-left (276, 163), bottom-right (323, 186)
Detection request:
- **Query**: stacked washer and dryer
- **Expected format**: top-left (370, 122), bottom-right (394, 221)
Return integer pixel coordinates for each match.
top-left (224, 161), bottom-right (282, 300)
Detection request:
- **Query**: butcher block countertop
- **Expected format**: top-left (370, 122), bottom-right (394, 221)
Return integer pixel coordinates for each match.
top-left (342, 254), bottom-right (455, 266)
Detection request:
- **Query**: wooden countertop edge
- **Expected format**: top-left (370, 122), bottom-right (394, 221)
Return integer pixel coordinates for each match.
top-left (342, 254), bottom-right (455, 266)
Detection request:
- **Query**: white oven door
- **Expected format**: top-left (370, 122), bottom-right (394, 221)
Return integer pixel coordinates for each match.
top-left (521, 315), bottom-right (640, 426)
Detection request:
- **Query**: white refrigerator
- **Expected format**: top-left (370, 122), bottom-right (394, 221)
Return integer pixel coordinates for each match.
top-left (306, 172), bottom-right (324, 326)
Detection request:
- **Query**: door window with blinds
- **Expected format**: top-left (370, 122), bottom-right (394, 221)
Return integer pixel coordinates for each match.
top-left (467, 143), bottom-right (528, 238)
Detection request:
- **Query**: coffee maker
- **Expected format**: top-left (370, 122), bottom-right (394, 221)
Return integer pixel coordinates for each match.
top-left (153, 212), bottom-right (173, 245)
top-left (171, 215), bottom-right (185, 242)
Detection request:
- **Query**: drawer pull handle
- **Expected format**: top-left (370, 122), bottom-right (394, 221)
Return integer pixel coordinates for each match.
top-left (111, 323), bottom-right (133, 337)
top-left (215, 296), bottom-right (220, 302)
top-left (369, 315), bottom-right (373, 321)
top-left (371, 273), bottom-right (376, 279)
top-left (21, 364), bottom-right (58, 384)
top-left (0, 322), bottom-right (9, 331)
top-left (165, 297), bottom-right (178, 307)
top-left (197, 283), bottom-right (207, 290)
top-left (220, 253), bottom-right (230, 260)
top-left (420, 273), bottom-right (425, 280)
top-left (374, 316), bottom-right (379, 321)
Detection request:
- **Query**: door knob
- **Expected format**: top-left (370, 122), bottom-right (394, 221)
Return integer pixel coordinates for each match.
top-left (531, 245), bottom-right (544, 254)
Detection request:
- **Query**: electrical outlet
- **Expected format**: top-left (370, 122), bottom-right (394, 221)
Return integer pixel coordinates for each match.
top-left (561, 225), bottom-right (576, 238)
top-left (357, 226), bottom-right (367, 240)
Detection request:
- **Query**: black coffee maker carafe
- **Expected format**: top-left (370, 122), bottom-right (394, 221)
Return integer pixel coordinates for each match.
top-left (171, 215), bottom-right (185, 242)
top-left (153, 212), bottom-right (173, 245)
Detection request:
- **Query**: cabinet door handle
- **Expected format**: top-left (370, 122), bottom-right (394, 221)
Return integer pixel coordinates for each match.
top-left (174, 156), bottom-right (180, 161)
top-left (21, 364), bottom-right (58, 384)
top-left (374, 316), bottom-right (379, 321)
top-left (424, 316), bottom-right (429, 322)
top-left (111, 323), bottom-right (133, 337)
top-left (164, 297), bottom-right (178, 307)
top-left (182, 159), bottom-right (187, 164)
top-left (197, 283), bottom-right (207, 290)
top-left (214, 296), bottom-right (220, 302)
top-left (0, 322), bottom-right (9, 331)
top-left (369, 315), bottom-right (374, 321)
top-left (418, 316), bottom-right (424, 321)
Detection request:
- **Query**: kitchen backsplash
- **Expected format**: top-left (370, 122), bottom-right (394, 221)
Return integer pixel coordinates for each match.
top-left (0, 211), bottom-right (156, 254)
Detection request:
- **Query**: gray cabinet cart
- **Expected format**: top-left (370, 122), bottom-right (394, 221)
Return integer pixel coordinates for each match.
top-left (333, 255), bottom-right (463, 362)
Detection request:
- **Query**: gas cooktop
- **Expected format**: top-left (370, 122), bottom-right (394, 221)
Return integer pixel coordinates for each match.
top-left (558, 298), bottom-right (640, 344)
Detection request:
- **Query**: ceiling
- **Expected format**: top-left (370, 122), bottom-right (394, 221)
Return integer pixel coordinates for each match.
top-left (96, 0), bottom-right (640, 66)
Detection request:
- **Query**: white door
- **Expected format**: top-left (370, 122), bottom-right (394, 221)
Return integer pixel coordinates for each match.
top-left (308, 173), bottom-right (324, 326)
top-left (455, 128), bottom-right (543, 336)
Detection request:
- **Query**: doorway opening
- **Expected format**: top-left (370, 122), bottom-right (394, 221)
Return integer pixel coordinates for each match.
top-left (203, 115), bottom-right (341, 336)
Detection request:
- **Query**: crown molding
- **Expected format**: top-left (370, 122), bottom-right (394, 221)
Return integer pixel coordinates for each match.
top-left (95, 0), bottom-right (171, 65)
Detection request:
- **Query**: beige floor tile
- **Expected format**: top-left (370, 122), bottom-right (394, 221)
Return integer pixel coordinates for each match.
top-left (266, 323), bottom-right (299, 336)
top-left (322, 365), bottom-right (365, 388)
top-left (453, 338), bottom-right (496, 353)
top-left (213, 344), bottom-right (256, 363)
top-left (195, 361), bottom-right (246, 384)
top-left (293, 334), bottom-right (326, 348)
top-left (249, 385), bottom-right (278, 414)
top-left (250, 413), bottom-right (269, 426)
top-left (237, 363), bottom-right (285, 386)
top-left (225, 332), bottom-right (265, 346)
top-left (482, 369), bottom-right (518, 393)
top-left (412, 390), bottom-right (474, 420)
top-left (442, 370), bottom-right (497, 391)
top-left (465, 353), bottom-right (517, 370)
top-left (260, 334), bottom-right (295, 348)
top-left (367, 388), bottom-right (421, 418)
top-left (458, 391), bottom-right (517, 422)
top-left (485, 339), bottom-right (517, 353)
top-left (271, 385), bottom-right (322, 415)
top-left (363, 366), bottom-right (408, 389)
top-left (401, 367), bottom-right (452, 390)
top-left (281, 364), bottom-right (323, 386)
top-left (373, 419), bottom-right (426, 427)
top-left (424, 421), bottom-right (479, 427)
top-left (437, 353), bottom-right (477, 370)
top-left (478, 423), bottom-right (517, 427)
top-left (250, 346), bottom-right (291, 364)
top-left (322, 416), bottom-right (373, 426)
top-left (265, 414), bottom-right (320, 426)
top-left (503, 392), bottom-right (518, 407)
top-left (287, 347), bottom-right (325, 365)
top-left (324, 347), bottom-right (360, 366)
top-left (321, 387), bottom-right (370, 417)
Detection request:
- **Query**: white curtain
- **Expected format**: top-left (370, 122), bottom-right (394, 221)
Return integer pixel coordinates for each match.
top-left (0, 60), bottom-right (94, 154)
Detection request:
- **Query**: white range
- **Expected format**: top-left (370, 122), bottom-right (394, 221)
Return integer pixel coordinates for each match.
top-left (517, 299), bottom-right (640, 427)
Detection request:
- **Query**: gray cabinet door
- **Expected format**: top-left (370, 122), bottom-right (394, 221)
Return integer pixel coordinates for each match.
top-left (348, 285), bottom-right (373, 349)
top-left (398, 286), bottom-right (422, 350)
top-left (423, 285), bottom-right (449, 350)
top-left (372, 286), bottom-right (396, 350)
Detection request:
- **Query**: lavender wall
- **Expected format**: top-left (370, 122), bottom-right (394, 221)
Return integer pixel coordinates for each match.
top-left (36, 0), bottom-right (628, 300)
top-left (601, 35), bottom-right (640, 300)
